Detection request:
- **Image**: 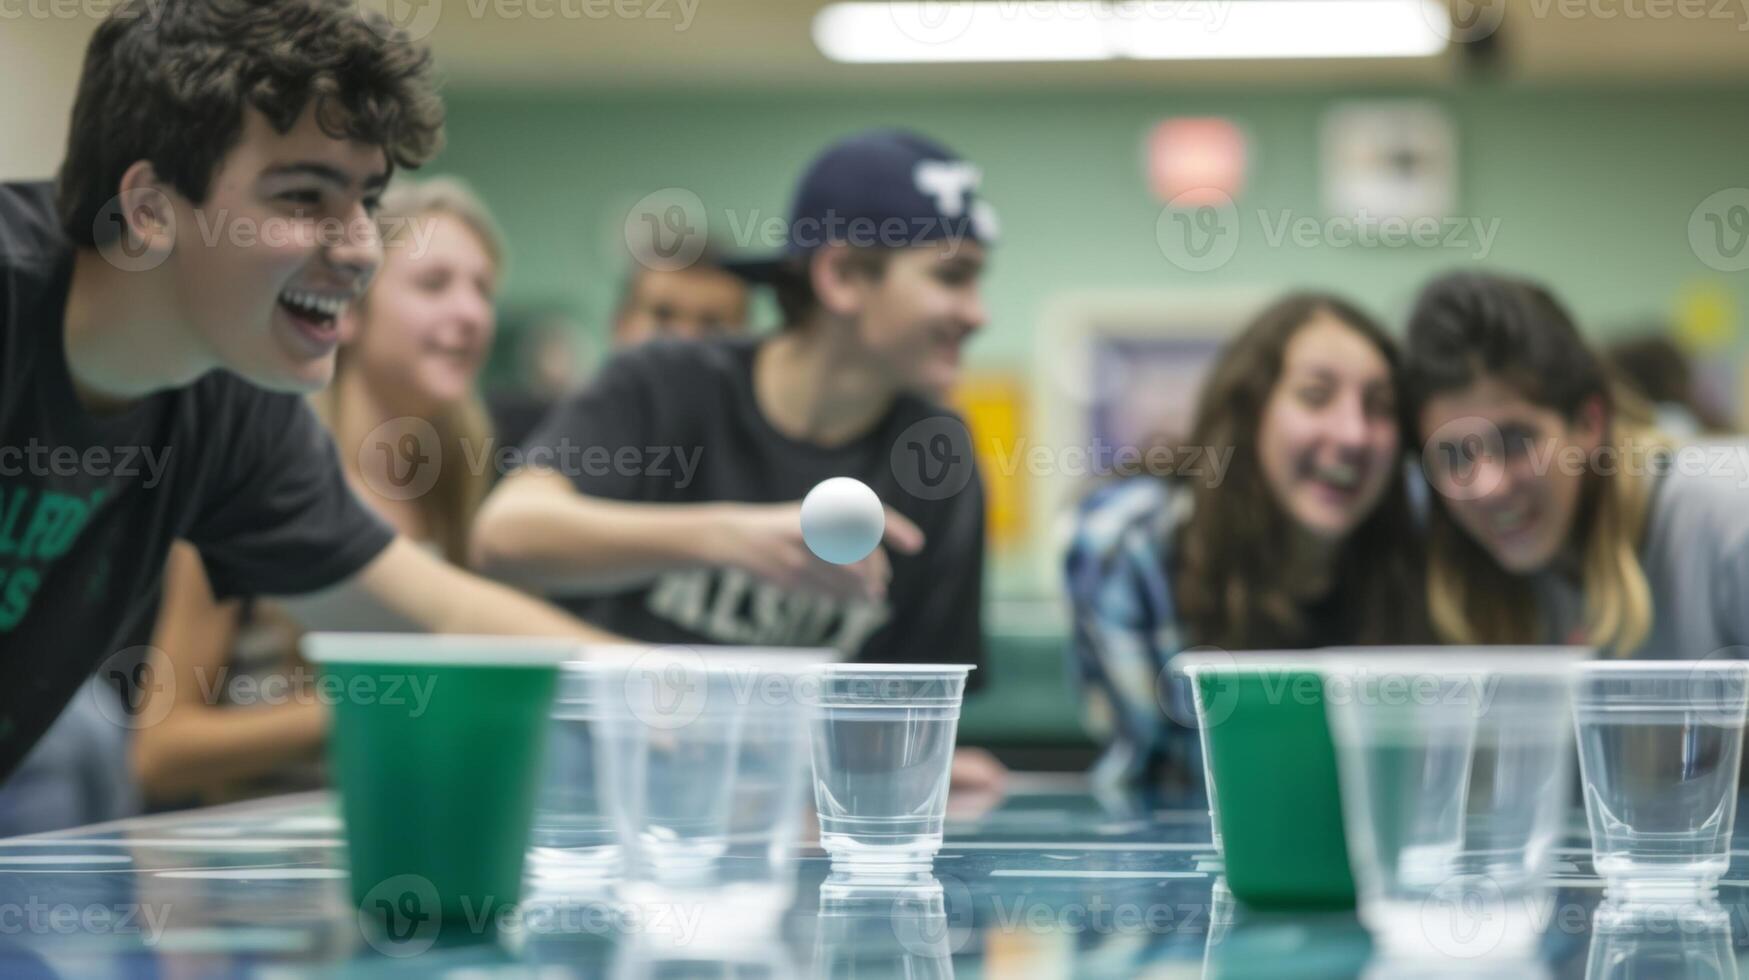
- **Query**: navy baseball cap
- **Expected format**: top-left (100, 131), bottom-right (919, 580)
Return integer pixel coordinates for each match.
top-left (725, 128), bottom-right (998, 283)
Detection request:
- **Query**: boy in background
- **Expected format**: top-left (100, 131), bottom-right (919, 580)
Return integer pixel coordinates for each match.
top-left (474, 130), bottom-right (1005, 789)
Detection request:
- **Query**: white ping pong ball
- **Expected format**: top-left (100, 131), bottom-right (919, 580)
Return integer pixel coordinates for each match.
top-left (800, 477), bottom-right (886, 565)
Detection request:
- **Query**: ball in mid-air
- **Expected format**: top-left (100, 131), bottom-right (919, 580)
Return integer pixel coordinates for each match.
top-left (800, 477), bottom-right (885, 565)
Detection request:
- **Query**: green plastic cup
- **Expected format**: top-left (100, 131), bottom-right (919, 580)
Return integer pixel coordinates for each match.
top-left (1182, 654), bottom-right (1353, 911)
top-left (303, 633), bottom-right (576, 925)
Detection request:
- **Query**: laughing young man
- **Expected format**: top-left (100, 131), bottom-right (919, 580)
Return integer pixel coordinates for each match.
top-left (472, 130), bottom-right (1007, 789)
top-left (0, 0), bottom-right (614, 781)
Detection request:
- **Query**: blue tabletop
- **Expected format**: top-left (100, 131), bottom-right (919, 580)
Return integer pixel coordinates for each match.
top-left (0, 777), bottom-right (1742, 978)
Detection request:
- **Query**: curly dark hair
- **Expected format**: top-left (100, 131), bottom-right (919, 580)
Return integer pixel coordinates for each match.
top-left (57, 0), bottom-right (445, 247)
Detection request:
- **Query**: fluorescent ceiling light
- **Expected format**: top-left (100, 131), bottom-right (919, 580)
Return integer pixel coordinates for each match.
top-left (813, 1), bottom-right (1451, 64)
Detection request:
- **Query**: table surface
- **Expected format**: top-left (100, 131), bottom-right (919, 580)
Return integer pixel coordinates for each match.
top-left (0, 776), bottom-right (1744, 978)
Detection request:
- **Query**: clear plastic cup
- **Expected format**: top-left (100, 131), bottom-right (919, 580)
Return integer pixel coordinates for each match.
top-left (1323, 649), bottom-right (1582, 958)
top-left (1573, 660), bottom-right (1749, 904)
top-left (803, 664), bottom-right (973, 873)
top-left (720, 656), bottom-right (819, 912)
top-left (1181, 662), bottom-right (1225, 854)
top-left (528, 660), bottom-right (619, 883)
top-left (591, 647), bottom-right (749, 891)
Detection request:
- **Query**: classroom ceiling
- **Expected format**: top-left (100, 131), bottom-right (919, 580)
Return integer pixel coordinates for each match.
top-left (378, 0), bottom-right (1749, 91)
top-left (12, 2), bottom-right (1749, 101)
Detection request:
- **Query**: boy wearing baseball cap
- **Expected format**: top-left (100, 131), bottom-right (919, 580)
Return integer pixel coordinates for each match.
top-left (474, 129), bottom-right (1004, 788)
top-left (0, 0), bottom-right (618, 783)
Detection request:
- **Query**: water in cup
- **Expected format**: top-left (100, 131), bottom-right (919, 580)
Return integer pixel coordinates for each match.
top-left (1329, 672), bottom-right (1482, 940)
top-left (1574, 661), bottom-right (1749, 903)
top-left (720, 659), bottom-right (816, 911)
top-left (812, 707), bottom-right (957, 866)
top-left (805, 665), bottom-right (972, 872)
top-left (594, 649), bottom-right (748, 891)
top-left (1325, 650), bottom-right (1582, 958)
top-left (1577, 709), bottom-right (1744, 885)
top-left (532, 711), bottom-right (612, 850)
top-left (1457, 670), bottom-right (1574, 892)
top-left (529, 663), bottom-right (618, 881)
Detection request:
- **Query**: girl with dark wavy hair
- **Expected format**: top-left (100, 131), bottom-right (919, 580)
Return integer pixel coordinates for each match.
top-left (1066, 293), bottom-right (1427, 793)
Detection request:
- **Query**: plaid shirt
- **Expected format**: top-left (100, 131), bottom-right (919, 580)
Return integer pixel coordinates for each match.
top-left (1063, 477), bottom-right (1205, 796)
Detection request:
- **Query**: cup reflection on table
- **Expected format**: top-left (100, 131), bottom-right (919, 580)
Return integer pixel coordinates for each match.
top-left (1585, 900), bottom-right (1738, 980)
top-left (815, 872), bottom-right (957, 980)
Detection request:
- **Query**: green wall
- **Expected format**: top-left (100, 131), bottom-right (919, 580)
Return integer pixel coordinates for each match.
top-left (436, 84), bottom-right (1749, 594)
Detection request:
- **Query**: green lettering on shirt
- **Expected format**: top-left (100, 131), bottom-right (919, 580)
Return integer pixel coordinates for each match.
top-left (0, 566), bottom-right (41, 631)
top-left (15, 492), bottom-right (65, 561)
top-left (0, 485), bottom-right (29, 558)
top-left (34, 490), bottom-right (102, 561)
top-left (0, 484), bottom-right (109, 631)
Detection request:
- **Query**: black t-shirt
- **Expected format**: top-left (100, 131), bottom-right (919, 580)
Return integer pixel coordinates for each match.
top-left (0, 181), bottom-right (395, 779)
top-left (523, 337), bottom-right (986, 678)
